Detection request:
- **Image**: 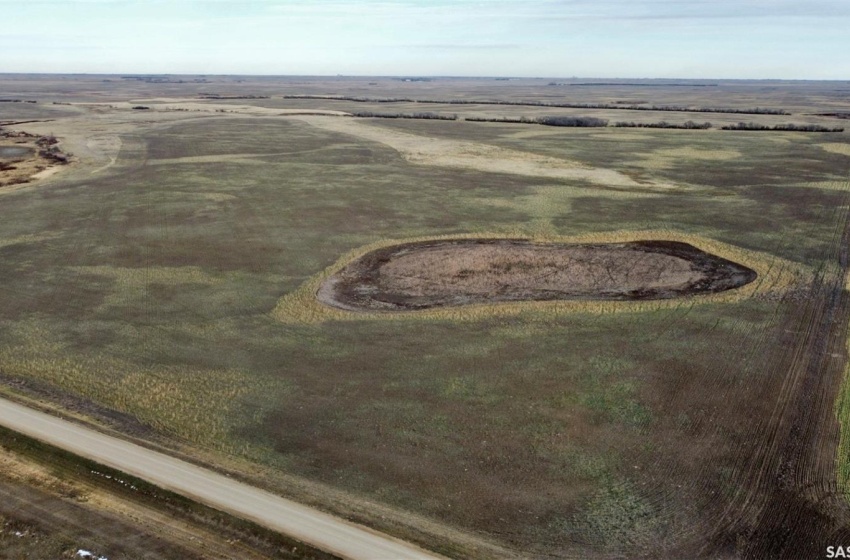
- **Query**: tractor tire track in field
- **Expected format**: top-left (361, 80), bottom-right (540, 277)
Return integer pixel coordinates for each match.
top-left (704, 183), bottom-right (850, 559)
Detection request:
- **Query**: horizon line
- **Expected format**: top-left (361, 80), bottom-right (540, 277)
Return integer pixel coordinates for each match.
top-left (1, 72), bottom-right (849, 83)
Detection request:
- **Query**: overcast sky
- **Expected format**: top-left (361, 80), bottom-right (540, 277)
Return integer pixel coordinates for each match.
top-left (2, 0), bottom-right (848, 79)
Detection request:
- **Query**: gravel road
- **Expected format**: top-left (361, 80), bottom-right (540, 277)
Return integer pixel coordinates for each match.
top-left (0, 397), bottom-right (444, 560)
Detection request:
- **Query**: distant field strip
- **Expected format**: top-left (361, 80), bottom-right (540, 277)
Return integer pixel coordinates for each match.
top-left (273, 230), bottom-right (807, 324)
top-left (627, 147), bottom-right (742, 171)
top-left (77, 100), bottom-right (350, 118)
top-left (792, 180), bottom-right (850, 192)
top-left (820, 143), bottom-right (850, 157)
top-left (145, 153), bottom-right (284, 166)
top-left (295, 116), bottom-right (687, 192)
top-left (0, 232), bottom-right (60, 250)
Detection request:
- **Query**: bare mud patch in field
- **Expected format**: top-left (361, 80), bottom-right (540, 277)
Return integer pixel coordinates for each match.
top-left (318, 239), bottom-right (757, 312)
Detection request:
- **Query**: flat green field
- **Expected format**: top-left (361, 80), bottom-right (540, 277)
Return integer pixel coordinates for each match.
top-left (1, 76), bottom-right (850, 558)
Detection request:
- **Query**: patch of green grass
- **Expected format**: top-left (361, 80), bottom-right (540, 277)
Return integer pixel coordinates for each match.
top-left (552, 355), bottom-right (652, 429)
top-left (571, 479), bottom-right (666, 551)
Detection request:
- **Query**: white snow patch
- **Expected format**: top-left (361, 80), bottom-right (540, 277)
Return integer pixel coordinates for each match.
top-left (75, 550), bottom-right (107, 560)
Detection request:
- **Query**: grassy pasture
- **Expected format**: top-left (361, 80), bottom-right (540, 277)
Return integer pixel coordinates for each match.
top-left (0, 94), bottom-right (849, 558)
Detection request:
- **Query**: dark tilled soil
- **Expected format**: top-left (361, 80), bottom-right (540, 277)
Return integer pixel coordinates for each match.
top-left (318, 239), bottom-right (757, 312)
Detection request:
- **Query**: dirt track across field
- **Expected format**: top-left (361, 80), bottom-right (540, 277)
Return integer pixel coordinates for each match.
top-left (0, 398), bottom-right (444, 560)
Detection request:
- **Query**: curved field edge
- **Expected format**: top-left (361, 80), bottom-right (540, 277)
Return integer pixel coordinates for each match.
top-left (272, 229), bottom-right (808, 324)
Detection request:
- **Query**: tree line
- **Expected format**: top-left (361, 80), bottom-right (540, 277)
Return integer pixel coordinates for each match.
top-left (350, 111), bottom-right (457, 120)
top-left (282, 95), bottom-right (789, 115)
top-left (344, 112), bottom-right (843, 132)
top-left (615, 121), bottom-right (712, 129)
top-left (721, 122), bottom-right (844, 132)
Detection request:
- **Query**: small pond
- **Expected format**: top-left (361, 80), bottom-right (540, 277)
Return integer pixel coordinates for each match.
top-left (0, 146), bottom-right (33, 159)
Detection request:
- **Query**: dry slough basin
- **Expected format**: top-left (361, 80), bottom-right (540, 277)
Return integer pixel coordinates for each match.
top-left (318, 239), bottom-right (757, 312)
top-left (0, 138), bottom-right (68, 187)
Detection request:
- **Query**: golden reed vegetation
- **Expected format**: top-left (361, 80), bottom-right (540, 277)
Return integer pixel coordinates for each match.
top-left (0, 320), bottom-right (276, 454)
